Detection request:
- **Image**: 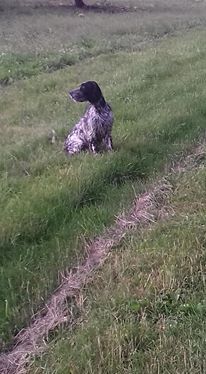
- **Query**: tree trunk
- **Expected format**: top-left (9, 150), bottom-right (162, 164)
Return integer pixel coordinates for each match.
top-left (74, 0), bottom-right (85, 7)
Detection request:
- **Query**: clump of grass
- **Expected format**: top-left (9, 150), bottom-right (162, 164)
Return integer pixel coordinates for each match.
top-left (0, 52), bottom-right (81, 85)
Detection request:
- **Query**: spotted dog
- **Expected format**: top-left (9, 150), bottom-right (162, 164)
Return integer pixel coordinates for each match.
top-left (64, 81), bottom-right (114, 155)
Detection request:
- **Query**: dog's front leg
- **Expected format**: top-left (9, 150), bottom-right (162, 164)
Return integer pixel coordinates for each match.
top-left (104, 135), bottom-right (113, 151)
top-left (89, 142), bottom-right (98, 154)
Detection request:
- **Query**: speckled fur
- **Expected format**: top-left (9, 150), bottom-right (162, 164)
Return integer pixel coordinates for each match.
top-left (64, 82), bottom-right (113, 155)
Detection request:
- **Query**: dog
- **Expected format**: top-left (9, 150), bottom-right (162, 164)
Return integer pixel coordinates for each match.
top-left (64, 81), bottom-right (113, 155)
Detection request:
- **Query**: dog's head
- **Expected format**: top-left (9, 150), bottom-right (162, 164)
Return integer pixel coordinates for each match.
top-left (69, 81), bottom-right (103, 104)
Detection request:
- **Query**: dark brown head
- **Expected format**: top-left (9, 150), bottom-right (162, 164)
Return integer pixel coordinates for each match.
top-left (69, 81), bottom-right (105, 105)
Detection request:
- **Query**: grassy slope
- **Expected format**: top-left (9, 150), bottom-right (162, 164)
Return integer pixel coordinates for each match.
top-left (29, 163), bottom-right (206, 374)
top-left (1, 26), bottom-right (206, 347)
top-left (1, 28), bottom-right (206, 348)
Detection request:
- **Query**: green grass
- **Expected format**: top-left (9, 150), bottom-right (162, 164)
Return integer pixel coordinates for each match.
top-left (1, 0), bottom-right (206, 84)
top-left (1, 28), bottom-right (206, 348)
top-left (1, 4), bottom-right (206, 373)
top-left (1, 2), bottom-right (206, 364)
top-left (0, 26), bottom-right (206, 343)
top-left (29, 164), bottom-right (206, 373)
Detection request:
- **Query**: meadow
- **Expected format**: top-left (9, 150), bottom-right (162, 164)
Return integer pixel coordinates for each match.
top-left (1, 0), bottom-right (206, 372)
top-left (30, 154), bottom-right (206, 373)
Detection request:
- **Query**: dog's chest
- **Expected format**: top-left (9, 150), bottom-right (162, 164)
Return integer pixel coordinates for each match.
top-left (86, 106), bottom-right (111, 137)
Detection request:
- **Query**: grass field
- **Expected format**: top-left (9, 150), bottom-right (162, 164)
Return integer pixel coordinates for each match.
top-left (1, 0), bottom-right (206, 372)
top-left (1, 0), bottom-right (206, 83)
top-left (29, 161), bottom-right (206, 373)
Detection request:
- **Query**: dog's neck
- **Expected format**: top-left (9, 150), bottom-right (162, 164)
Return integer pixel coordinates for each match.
top-left (93, 96), bottom-right (106, 111)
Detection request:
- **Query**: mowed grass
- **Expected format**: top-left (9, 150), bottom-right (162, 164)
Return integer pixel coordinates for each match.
top-left (1, 0), bottom-right (206, 83)
top-left (29, 164), bottom-right (206, 374)
top-left (1, 27), bottom-right (206, 348)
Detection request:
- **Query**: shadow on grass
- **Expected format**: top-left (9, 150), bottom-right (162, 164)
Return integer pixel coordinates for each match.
top-left (0, 2), bottom-right (138, 15)
top-left (0, 0), bottom-right (189, 15)
top-left (1, 109), bottom-right (205, 259)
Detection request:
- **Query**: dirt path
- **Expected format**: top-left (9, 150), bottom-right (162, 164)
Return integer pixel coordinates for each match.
top-left (0, 183), bottom-right (173, 374)
top-left (0, 142), bottom-right (205, 374)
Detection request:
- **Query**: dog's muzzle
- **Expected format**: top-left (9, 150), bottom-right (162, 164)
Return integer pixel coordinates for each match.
top-left (69, 88), bottom-right (86, 102)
